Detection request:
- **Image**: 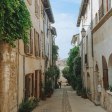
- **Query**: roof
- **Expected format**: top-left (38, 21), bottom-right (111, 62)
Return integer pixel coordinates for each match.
top-left (42, 0), bottom-right (55, 23)
top-left (77, 0), bottom-right (89, 27)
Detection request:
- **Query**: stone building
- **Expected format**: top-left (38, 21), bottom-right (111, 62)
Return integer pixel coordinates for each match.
top-left (0, 0), bottom-right (56, 112)
top-left (77, 0), bottom-right (95, 102)
top-left (77, 0), bottom-right (112, 111)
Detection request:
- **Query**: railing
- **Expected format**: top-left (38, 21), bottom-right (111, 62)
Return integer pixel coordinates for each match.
top-left (99, 4), bottom-right (104, 20)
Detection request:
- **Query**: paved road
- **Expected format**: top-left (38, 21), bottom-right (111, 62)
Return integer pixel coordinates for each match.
top-left (33, 86), bottom-right (107, 112)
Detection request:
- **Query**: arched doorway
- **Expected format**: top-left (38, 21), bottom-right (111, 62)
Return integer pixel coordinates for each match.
top-left (108, 54), bottom-right (112, 86)
top-left (102, 56), bottom-right (109, 90)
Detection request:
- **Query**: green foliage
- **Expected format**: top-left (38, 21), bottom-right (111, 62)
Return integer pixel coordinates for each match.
top-left (45, 66), bottom-right (60, 78)
top-left (52, 45), bottom-right (59, 62)
top-left (0, 0), bottom-right (32, 46)
top-left (67, 46), bottom-right (79, 73)
top-left (45, 80), bottom-right (53, 95)
top-left (45, 66), bottom-right (60, 91)
top-left (62, 67), bottom-right (71, 83)
top-left (19, 98), bottom-right (39, 112)
top-left (63, 46), bottom-right (82, 93)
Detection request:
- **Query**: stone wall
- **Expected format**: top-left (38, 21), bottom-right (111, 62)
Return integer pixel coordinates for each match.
top-left (0, 42), bottom-right (17, 112)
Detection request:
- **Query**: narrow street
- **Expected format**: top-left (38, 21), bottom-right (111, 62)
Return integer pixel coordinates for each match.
top-left (33, 86), bottom-right (107, 112)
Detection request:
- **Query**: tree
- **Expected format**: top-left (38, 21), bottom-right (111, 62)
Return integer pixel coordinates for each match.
top-left (52, 45), bottom-right (59, 64)
top-left (62, 46), bottom-right (82, 91)
top-left (67, 46), bottom-right (79, 74)
top-left (62, 67), bottom-right (70, 83)
top-left (74, 56), bottom-right (82, 95)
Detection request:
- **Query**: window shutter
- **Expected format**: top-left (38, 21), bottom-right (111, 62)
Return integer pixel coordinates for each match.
top-left (25, 75), bottom-right (30, 99)
top-left (24, 44), bottom-right (30, 54)
top-left (30, 29), bottom-right (33, 54)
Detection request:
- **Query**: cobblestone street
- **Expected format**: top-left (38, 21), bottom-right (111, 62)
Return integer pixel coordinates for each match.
top-left (33, 86), bottom-right (107, 112)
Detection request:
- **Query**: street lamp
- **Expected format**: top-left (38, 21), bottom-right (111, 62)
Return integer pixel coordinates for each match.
top-left (81, 28), bottom-right (86, 38)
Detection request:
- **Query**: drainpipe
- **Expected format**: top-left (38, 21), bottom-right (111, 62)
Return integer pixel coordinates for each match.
top-left (90, 0), bottom-right (95, 102)
top-left (23, 55), bottom-right (25, 100)
top-left (17, 40), bottom-right (19, 110)
top-left (81, 36), bottom-right (84, 88)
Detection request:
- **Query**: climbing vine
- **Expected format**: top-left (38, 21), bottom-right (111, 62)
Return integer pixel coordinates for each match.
top-left (0, 0), bottom-right (32, 46)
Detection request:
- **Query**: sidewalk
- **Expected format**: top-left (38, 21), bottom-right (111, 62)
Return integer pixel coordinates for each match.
top-left (33, 86), bottom-right (107, 112)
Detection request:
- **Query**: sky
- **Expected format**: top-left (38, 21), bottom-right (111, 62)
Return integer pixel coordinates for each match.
top-left (50, 0), bottom-right (81, 59)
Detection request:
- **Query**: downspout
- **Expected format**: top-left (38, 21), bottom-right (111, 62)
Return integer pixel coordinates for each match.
top-left (17, 40), bottom-right (19, 110)
top-left (23, 54), bottom-right (25, 100)
top-left (91, 0), bottom-right (95, 102)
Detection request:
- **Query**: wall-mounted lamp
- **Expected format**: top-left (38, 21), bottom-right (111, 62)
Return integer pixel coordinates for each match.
top-left (81, 28), bottom-right (86, 38)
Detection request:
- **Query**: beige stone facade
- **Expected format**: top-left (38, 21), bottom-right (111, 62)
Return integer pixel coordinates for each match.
top-left (0, 42), bottom-right (18, 112)
top-left (0, 0), bottom-right (55, 112)
top-left (77, 0), bottom-right (112, 111)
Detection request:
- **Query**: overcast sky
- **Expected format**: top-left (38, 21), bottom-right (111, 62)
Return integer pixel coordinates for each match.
top-left (50, 0), bottom-right (81, 59)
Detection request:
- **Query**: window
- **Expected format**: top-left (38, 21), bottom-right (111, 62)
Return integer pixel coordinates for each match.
top-left (34, 29), bottom-right (40, 57)
top-left (24, 29), bottom-right (33, 55)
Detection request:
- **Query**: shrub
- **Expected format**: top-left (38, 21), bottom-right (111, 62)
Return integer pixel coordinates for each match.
top-left (81, 87), bottom-right (87, 99)
top-left (19, 98), bottom-right (39, 112)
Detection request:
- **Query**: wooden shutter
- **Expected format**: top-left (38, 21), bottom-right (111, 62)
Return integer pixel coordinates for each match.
top-left (30, 29), bottom-right (33, 54)
top-left (25, 75), bottom-right (30, 99)
top-left (32, 74), bottom-right (34, 96)
top-left (34, 30), bottom-right (40, 57)
top-left (24, 44), bottom-right (30, 54)
top-left (35, 71), bottom-right (38, 98)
